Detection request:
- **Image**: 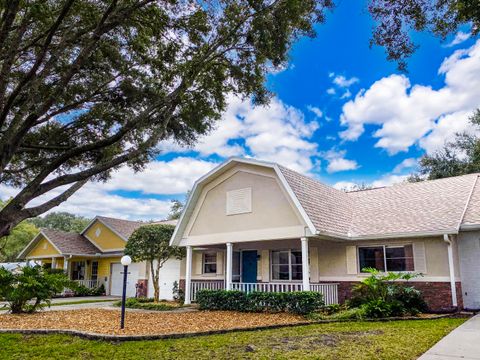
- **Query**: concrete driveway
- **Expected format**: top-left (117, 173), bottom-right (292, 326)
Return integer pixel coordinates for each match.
top-left (419, 314), bottom-right (480, 360)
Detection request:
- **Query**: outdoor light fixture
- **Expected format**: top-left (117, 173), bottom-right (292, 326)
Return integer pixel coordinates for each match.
top-left (120, 255), bottom-right (132, 329)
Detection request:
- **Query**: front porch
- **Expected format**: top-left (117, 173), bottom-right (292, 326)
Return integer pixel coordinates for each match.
top-left (183, 238), bottom-right (340, 305)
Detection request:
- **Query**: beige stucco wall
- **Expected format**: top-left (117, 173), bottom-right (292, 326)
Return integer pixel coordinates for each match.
top-left (183, 236), bottom-right (459, 283)
top-left (182, 165), bottom-right (306, 246)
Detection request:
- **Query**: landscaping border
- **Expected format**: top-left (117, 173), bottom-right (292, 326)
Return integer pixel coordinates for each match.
top-left (0, 314), bottom-right (459, 342)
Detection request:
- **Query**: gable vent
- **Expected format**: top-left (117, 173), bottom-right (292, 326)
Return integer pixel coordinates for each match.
top-left (226, 188), bottom-right (252, 215)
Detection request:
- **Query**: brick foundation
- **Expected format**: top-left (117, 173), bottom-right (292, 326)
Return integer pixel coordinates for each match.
top-left (136, 279), bottom-right (148, 298)
top-left (320, 280), bottom-right (462, 312)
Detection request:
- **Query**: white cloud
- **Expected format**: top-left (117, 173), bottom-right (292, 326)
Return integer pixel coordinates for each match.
top-left (333, 75), bottom-right (359, 88)
top-left (340, 89), bottom-right (352, 99)
top-left (333, 181), bottom-right (358, 191)
top-left (393, 158), bottom-right (418, 173)
top-left (307, 105), bottom-right (323, 118)
top-left (102, 157), bottom-right (217, 195)
top-left (371, 174), bottom-right (409, 188)
top-left (340, 39), bottom-right (480, 154)
top-left (326, 87), bottom-right (336, 95)
top-left (446, 31), bottom-right (471, 47)
top-left (193, 95), bottom-right (320, 173)
top-left (323, 150), bottom-right (359, 173)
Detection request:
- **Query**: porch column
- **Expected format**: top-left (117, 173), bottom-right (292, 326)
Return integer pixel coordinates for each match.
top-left (301, 237), bottom-right (310, 291)
top-left (51, 257), bottom-right (56, 269)
top-left (225, 243), bottom-right (233, 290)
top-left (184, 246), bottom-right (193, 305)
top-left (444, 234), bottom-right (458, 307)
top-left (63, 256), bottom-right (70, 277)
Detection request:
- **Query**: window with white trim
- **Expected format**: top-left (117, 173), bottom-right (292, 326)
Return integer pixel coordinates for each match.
top-left (271, 250), bottom-right (303, 281)
top-left (203, 252), bottom-right (217, 274)
top-left (358, 245), bottom-right (414, 272)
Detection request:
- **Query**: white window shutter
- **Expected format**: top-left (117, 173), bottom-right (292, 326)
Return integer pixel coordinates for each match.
top-left (194, 252), bottom-right (203, 275)
top-left (261, 250), bottom-right (269, 281)
top-left (413, 242), bottom-right (427, 273)
top-left (346, 246), bottom-right (358, 274)
top-left (216, 251), bottom-right (224, 275)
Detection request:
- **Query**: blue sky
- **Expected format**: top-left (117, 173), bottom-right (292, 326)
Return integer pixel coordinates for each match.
top-left (2, 1), bottom-right (479, 220)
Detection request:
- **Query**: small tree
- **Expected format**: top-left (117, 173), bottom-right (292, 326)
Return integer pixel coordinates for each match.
top-left (0, 265), bottom-right (72, 313)
top-left (125, 224), bottom-right (184, 302)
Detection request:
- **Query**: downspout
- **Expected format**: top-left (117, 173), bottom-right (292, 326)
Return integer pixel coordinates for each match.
top-left (443, 234), bottom-right (458, 308)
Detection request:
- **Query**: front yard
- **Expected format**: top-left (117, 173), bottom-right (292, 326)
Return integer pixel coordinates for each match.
top-left (0, 310), bottom-right (465, 359)
top-left (0, 317), bottom-right (466, 359)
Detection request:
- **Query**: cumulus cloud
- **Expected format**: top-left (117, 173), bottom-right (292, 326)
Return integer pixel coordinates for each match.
top-left (332, 75), bottom-right (359, 88)
top-left (307, 105), bottom-right (323, 118)
top-left (193, 95), bottom-right (320, 173)
top-left (371, 174), bottom-right (409, 188)
top-left (340, 39), bottom-right (480, 154)
top-left (326, 88), bottom-right (336, 95)
top-left (323, 149), bottom-right (359, 173)
top-left (333, 181), bottom-right (358, 191)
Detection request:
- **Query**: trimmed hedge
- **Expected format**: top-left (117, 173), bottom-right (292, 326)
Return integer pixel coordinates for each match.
top-left (196, 290), bottom-right (324, 315)
top-left (114, 298), bottom-right (179, 311)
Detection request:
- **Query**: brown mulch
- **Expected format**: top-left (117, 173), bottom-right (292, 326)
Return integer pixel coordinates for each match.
top-left (0, 309), bottom-right (306, 336)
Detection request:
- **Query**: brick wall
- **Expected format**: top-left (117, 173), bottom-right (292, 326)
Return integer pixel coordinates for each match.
top-left (320, 280), bottom-right (462, 312)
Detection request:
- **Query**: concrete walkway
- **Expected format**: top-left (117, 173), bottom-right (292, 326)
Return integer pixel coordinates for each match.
top-left (419, 314), bottom-right (480, 360)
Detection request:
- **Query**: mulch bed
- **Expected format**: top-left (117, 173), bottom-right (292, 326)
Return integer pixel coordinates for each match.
top-left (0, 309), bottom-right (306, 336)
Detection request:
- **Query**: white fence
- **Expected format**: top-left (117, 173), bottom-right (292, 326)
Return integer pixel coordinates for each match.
top-left (74, 279), bottom-right (100, 289)
top-left (190, 281), bottom-right (339, 305)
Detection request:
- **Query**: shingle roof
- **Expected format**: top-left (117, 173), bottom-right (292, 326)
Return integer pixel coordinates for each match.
top-left (41, 229), bottom-right (101, 255)
top-left (96, 216), bottom-right (178, 239)
top-left (279, 165), bottom-right (480, 238)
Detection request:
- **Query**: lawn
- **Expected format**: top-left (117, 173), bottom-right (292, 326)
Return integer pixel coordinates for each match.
top-left (0, 317), bottom-right (466, 360)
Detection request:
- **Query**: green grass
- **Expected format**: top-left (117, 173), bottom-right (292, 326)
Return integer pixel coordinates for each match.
top-left (0, 317), bottom-right (466, 360)
top-left (49, 299), bottom-right (115, 307)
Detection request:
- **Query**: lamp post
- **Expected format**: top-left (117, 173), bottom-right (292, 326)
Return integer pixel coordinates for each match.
top-left (120, 255), bottom-right (131, 330)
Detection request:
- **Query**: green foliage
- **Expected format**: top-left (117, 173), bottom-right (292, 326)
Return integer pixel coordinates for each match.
top-left (0, 265), bottom-right (73, 313)
top-left (172, 281), bottom-right (184, 304)
top-left (369, 1), bottom-right (479, 70)
top-left (0, 220), bottom-right (38, 262)
top-left (72, 284), bottom-right (105, 297)
top-left (196, 290), bottom-right (324, 315)
top-left (0, 0), bottom-right (333, 237)
top-left (114, 297), bottom-right (178, 311)
top-left (126, 224), bottom-right (184, 302)
top-left (30, 212), bottom-right (91, 233)
top-left (411, 110), bottom-right (480, 181)
top-left (348, 268), bottom-right (428, 317)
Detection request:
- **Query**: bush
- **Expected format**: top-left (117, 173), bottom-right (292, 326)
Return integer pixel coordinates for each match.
top-left (172, 281), bottom-right (184, 304)
top-left (196, 290), bottom-right (324, 315)
top-left (348, 268), bottom-right (428, 317)
top-left (115, 297), bottom-right (179, 311)
top-left (0, 265), bottom-right (73, 313)
top-left (72, 283), bottom-right (105, 297)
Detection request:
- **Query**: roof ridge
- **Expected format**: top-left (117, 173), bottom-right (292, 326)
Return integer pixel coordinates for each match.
top-left (457, 174), bottom-right (479, 230)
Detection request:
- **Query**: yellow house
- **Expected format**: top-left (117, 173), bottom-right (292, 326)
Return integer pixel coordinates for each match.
top-left (18, 216), bottom-right (179, 298)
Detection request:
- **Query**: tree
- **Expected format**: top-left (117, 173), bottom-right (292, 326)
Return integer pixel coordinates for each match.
top-left (368, 0), bottom-right (479, 70)
top-left (125, 224), bottom-right (184, 302)
top-left (167, 190), bottom-right (190, 220)
top-left (0, 0), bottom-right (333, 237)
top-left (0, 199), bottom-right (38, 262)
top-left (30, 212), bottom-right (91, 233)
top-left (412, 109), bottom-right (480, 180)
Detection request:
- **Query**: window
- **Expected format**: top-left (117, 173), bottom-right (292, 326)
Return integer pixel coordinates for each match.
top-left (203, 253), bottom-right (217, 274)
top-left (232, 251), bottom-right (241, 282)
top-left (271, 250), bottom-right (303, 281)
top-left (358, 245), bottom-right (414, 272)
top-left (91, 261), bottom-right (98, 281)
top-left (71, 261), bottom-right (86, 280)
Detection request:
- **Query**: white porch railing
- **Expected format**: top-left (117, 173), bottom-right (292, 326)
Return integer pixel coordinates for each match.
top-left (231, 282), bottom-right (303, 293)
top-left (74, 279), bottom-right (100, 289)
top-left (310, 283), bottom-right (339, 305)
top-left (190, 280), bottom-right (225, 301)
top-left (190, 281), bottom-right (339, 305)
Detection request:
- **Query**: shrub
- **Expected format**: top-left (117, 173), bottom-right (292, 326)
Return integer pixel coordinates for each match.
top-left (0, 265), bottom-right (73, 313)
top-left (196, 290), bottom-right (324, 315)
top-left (72, 283), bottom-right (105, 297)
top-left (115, 297), bottom-right (178, 311)
top-left (172, 281), bottom-right (184, 304)
top-left (348, 268), bottom-right (427, 317)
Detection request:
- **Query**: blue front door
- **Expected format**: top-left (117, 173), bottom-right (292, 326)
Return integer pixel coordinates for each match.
top-left (241, 250), bottom-right (257, 283)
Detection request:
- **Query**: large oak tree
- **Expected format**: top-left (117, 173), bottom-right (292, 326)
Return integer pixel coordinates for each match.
top-left (0, 0), bottom-right (333, 237)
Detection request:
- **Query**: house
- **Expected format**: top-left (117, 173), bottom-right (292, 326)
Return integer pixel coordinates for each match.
top-left (18, 216), bottom-right (179, 299)
top-left (171, 157), bottom-right (480, 311)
